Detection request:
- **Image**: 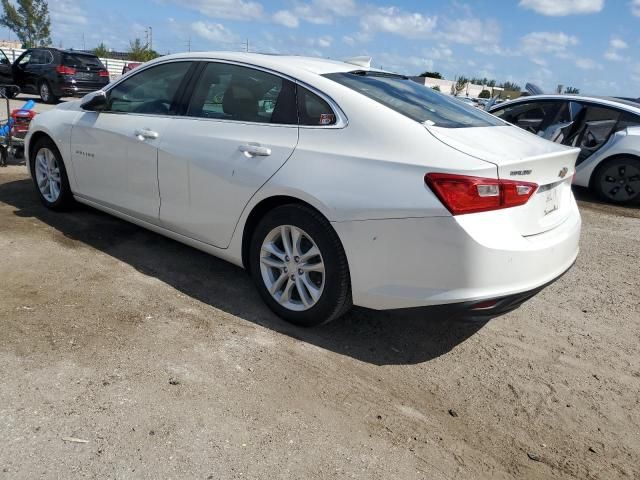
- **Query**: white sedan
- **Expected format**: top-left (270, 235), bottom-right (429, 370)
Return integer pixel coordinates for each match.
top-left (26, 52), bottom-right (581, 326)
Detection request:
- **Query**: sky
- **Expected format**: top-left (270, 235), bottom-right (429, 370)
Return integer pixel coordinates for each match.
top-left (1, 0), bottom-right (639, 95)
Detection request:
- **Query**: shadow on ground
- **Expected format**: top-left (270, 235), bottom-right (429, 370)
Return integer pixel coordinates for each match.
top-left (0, 178), bottom-right (490, 365)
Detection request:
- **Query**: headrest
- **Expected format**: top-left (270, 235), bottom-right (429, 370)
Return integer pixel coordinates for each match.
top-left (223, 83), bottom-right (258, 121)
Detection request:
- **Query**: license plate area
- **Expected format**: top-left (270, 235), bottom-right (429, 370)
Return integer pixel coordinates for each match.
top-left (543, 187), bottom-right (559, 216)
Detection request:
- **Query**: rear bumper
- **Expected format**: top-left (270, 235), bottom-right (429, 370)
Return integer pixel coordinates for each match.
top-left (333, 197), bottom-right (581, 310)
top-left (55, 81), bottom-right (108, 97)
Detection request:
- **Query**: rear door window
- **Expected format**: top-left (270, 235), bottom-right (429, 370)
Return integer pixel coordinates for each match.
top-left (186, 62), bottom-right (297, 124)
top-left (324, 71), bottom-right (503, 128)
top-left (564, 103), bottom-right (622, 163)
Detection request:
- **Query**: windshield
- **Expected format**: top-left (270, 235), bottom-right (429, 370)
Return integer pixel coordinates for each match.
top-left (63, 53), bottom-right (104, 69)
top-left (324, 71), bottom-right (504, 128)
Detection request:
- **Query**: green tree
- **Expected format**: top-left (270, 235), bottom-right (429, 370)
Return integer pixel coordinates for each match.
top-left (93, 42), bottom-right (109, 58)
top-left (500, 81), bottom-right (521, 92)
top-left (432, 85), bottom-right (441, 91)
top-left (564, 86), bottom-right (580, 94)
top-left (419, 71), bottom-right (443, 79)
top-left (0, 0), bottom-right (51, 48)
top-left (127, 38), bottom-right (159, 62)
top-left (478, 89), bottom-right (491, 99)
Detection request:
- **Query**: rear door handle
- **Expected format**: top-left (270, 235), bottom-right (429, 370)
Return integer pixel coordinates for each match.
top-left (239, 144), bottom-right (271, 157)
top-left (135, 129), bottom-right (159, 141)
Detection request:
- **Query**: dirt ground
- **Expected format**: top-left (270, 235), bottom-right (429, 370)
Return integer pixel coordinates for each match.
top-left (1, 127), bottom-right (639, 479)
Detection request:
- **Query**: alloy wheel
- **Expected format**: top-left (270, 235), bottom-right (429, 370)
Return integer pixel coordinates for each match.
top-left (34, 147), bottom-right (61, 203)
top-left (40, 82), bottom-right (50, 102)
top-left (259, 225), bottom-right (325, 311)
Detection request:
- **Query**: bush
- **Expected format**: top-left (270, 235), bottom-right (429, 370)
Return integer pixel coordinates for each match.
top-left (432, 85), bottom-right (441, 92)
top-left (478, 89), bottom-right (491, 99)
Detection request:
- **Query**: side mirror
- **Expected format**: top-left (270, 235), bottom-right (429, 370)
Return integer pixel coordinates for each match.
top-left (81, 90), bottom-right (108, 111)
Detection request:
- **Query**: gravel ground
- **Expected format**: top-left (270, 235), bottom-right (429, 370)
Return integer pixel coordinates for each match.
top-left (0, 104), bottom-right (639, 479)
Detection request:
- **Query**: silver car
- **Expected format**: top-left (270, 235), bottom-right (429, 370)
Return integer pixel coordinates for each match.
top-left (489, 95), bottom-right (640, 204)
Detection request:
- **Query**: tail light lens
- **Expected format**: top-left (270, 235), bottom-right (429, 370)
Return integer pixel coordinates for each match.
top-left (425, 173), bottom-right (537, 215)
top-left (98, 70), bottom-right (109, 77)
top-left (56, 65), bottom-right (76, 75)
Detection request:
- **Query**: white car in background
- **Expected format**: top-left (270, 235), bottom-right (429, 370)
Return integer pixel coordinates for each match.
top-left (25, 52), bottom-right (581, 326)
top-left (489, 95), bottom-right (640, 204)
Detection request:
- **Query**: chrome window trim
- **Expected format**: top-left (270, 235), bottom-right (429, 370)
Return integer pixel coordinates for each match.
top-left (101, 57), bottom-right (348, 129)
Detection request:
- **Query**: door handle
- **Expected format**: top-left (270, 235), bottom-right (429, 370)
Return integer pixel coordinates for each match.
top-left (135, 129), bottom-right (159, 141)
top-left (239, 144), bottom-right (271, 157)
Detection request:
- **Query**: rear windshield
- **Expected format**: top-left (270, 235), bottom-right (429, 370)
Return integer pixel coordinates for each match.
top-left (324, 71), bottom-right (504, 128)
top-left (63, 53), bottom-right (104, 69)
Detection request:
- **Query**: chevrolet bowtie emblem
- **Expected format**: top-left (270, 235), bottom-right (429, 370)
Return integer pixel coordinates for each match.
top-left (558, 167), bottom-right (569, 178)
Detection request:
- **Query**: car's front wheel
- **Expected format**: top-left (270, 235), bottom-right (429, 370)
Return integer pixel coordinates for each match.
top-left (30, 137), bottom-right (74, 210)
top-left (249, 204), bottom-right (352, 326)
top-left (592, 156), bottom-right (640, 205)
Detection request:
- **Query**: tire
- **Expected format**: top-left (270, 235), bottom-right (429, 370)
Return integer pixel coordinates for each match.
top-left (592, 156), bottom-right (640, 205)
top-left (0, 86), bottom-right (16, 99)
top-left (39, 80), bottom-right (58, 104)
top-left (249, 204), bottom-right (352, 326)
top-left (30, 137), bottom-right (74, 210)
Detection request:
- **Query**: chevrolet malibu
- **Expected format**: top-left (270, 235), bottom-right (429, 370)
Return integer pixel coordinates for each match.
top-left (26, 52), bottom-right (581, 326)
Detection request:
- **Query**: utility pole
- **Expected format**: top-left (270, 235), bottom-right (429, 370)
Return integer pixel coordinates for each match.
top-left (245, 38), bottom-right (249, 52)
top-left (149, 26), bottom-right (153, 51)
top-left (187, 37), bottom-right (191, 52)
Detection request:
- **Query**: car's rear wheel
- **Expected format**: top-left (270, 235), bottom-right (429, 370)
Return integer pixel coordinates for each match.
top-left (39, 80), bottom-right (58, 104)
top-left (30, 137), bottom-right (74, 210)
top-left (592, 156), bottom-right (640, 205)
top-left (249, 204), bottom-right (352, 326)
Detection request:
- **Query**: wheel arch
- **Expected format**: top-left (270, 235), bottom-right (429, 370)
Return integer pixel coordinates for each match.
top-left (240, 195), bottom-right (342, 271)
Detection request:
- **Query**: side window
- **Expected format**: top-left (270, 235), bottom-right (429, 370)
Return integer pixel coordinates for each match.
top-left (107, 61), bottom-right (192, 115)
top-left (617, 111), bottom-right (640, 131)
top-left (297, 86), bottom-right (336, 126)
top-left (43, 50), bottom-right (54, 65)
top-left (17, 52), bottom-right (31, 66)
top-left (492, 101), bottom-right (566, 134)
top-left (30, 50), bottom-right (45, 65)
top-left (0, 49), bottom-right (9, 65)
top-left (187, 62), bottom-right (297, 124)
top-left (565, 104), bottom-right (622, 162)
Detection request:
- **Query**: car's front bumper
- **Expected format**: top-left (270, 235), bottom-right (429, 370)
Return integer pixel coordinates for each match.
top-left (333, 198), bottom-right (581, 310)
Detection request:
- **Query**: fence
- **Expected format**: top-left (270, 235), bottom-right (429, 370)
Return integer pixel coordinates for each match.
top-left (2, 47), bottom-right (130, 79)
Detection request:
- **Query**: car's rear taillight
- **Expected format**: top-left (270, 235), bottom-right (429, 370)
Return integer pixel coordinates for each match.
top-left (98, 70), bottom-right (109, 77)
top-left (56, 65), bottom-right (76, 75)
top-left (425, 173), bottom-right (537, 215)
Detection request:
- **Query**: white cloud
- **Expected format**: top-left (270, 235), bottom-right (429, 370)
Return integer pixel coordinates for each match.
top-left (442, 18), bottom-right (501, 46)
top-left (575, 57), bottom-right (602, 70)
top-left (168, 0), bottom-right (263, 21)
top-left (276, 0), bottom-right (357, 27)
top-left (604, 50), bottom-right (624, 61)
top-left (273, 10), bottom-right (299, 28)
top-left (632, 0), bottom-right (640, 16)
top-left (519, 0), bottom-right (604, 16)
top-left (360, 7), bottom-right (438, 39)
top-left (50, 0), bottom-right (88, 26)
top-left (521, 31), bottom-right (579, 55)
top-left (307, 36), bottom-right (333, 48)
top-left (604, 36), bottom-right (629, 62)
top-left (191, 21), bottom-right (236, 42)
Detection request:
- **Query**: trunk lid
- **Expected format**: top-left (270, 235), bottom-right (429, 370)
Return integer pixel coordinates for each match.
top-left (426, 124), bottom-right (580, 236)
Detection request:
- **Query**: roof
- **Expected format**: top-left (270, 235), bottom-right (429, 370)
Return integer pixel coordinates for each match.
top-left (489, 94), bottom-right (640, 114)
top-left (147, 51), bottom-right (364, 77)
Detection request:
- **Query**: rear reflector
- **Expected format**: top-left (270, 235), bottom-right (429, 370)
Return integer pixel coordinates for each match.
top-left (425, 173), bottom-right (538, 215)
top-left (99, 70), bottom-right (110, 77)
top-left (470, 299), bottom-right (500, 310)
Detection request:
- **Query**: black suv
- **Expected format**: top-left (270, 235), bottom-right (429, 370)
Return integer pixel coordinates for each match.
top-left (12, 48), bottom-right (110, 103)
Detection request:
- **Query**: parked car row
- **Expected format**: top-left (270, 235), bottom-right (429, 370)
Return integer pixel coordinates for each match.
top-left (0, 47), bottom-right (111, 103)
